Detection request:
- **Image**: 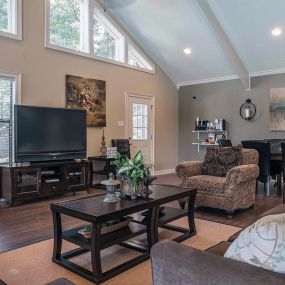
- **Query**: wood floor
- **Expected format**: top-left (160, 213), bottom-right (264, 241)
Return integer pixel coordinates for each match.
top-left (0, 173), bottom-right (282, 253)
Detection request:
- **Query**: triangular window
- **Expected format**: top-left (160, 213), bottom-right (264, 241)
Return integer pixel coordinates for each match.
top-left (128, 44), bottom-right (153, 71)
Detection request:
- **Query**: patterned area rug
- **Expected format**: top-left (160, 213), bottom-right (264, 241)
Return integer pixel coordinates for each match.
top-left (0, 218), bottom-right (240, 285)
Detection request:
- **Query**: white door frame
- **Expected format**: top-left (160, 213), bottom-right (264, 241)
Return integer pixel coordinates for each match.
top-left (125, 91), bottom-right (155, 167)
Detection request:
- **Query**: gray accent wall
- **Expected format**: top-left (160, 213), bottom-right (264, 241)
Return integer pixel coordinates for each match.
top-left (178, 73), bottom-right (285, 162)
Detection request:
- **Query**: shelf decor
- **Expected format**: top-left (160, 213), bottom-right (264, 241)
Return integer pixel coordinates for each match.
top-left (240, 98), bottom-right (256, 120)
top-left (192, 129), bottom-right (228, 152)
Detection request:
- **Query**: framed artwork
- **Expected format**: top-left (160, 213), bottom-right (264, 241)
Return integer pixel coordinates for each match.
top-left (65, 75), bottom-right (106, 127)
top-left (215, 134), bottom-right (223, 144)
top-left (208, 133), bottom-right (216, 144)
top-left (270, 88), bottom-right (285, 131)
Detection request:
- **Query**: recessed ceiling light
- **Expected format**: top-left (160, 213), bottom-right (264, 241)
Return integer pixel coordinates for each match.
top-left (184, 48), bottom-right (192, 55)
top-left (272, 27), bottom-right (282, 36)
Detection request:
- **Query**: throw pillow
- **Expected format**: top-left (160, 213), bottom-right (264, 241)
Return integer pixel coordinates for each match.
top-left (224, 214), bottom-right (285, 274)
top-left (201, 145), bottom-right (242, 177)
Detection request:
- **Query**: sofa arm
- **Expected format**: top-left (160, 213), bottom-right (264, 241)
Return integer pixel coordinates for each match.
top-left (226, 164), bottom-right (259, 186)
top-left (175, 161), bottom-right (203, 179)
top-left (151, 241), bottom-right (285, 285)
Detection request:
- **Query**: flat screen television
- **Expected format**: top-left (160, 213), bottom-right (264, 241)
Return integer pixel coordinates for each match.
top-left (14, 105), bottom-right (87, 162)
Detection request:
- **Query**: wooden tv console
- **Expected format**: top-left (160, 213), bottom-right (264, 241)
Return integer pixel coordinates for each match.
top-left (1, 160), bottom-right (89, 206)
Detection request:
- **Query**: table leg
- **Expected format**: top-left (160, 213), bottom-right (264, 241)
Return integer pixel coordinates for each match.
top-left (283, 183), bottom-right (285, 204)
top-left (91, 222), bottom-right (102, 282)
top-left (187, 190), bottom-right (197, 235)
top-left (52, 210), bottom-right (62, 260)
top-left (147, 206), bottom-right (160, 249)
top-left (89, 160), bottom-right (93, 187)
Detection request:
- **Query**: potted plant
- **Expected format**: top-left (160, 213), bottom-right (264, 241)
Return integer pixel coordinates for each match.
top-left (113, 151), bottom-right (152, 198)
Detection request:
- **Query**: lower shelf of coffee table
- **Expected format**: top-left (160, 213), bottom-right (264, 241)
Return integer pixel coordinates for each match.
top-left (132, 206), bottom-right (188, 226)
top-left (62, 222), bottom-right (147, 251)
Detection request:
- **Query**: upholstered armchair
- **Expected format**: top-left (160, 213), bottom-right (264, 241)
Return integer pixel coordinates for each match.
top-left (176, 148), bottom-right (259, 218)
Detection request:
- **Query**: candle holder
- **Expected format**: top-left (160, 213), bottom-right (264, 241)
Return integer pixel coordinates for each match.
top-left (240, 98), bottom-right (256, 120)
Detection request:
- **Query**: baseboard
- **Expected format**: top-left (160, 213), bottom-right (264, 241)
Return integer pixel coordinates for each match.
top-left (154, 169), bottom-right (175, 176)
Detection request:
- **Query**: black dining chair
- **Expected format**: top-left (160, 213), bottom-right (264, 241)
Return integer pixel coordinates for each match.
top-left (218, 139), bottom-right (232, 147)
top-left (111, 139), bottom-right (131, 158)
top-left (241, 140), bottom-right (271, 196)
top-left (268, 139), bottom-right (283, 192)
top-left (280, 143), bottom-right (285, 203)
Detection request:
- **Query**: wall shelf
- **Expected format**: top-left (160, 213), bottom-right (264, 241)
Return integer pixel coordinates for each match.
top-left (193, 129), bottom-right (228, 152)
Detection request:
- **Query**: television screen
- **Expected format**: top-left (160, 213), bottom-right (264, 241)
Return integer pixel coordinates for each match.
top-left (15, 105), bottom-right (87, 162)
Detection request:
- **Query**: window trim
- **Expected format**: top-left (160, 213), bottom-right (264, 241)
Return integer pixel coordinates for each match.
top-left (0, 0), bottom-right (22, 41)
top-left (0, 71), bottom-right (21, 164)
top-left (44, 0), bottom-right (155, 74)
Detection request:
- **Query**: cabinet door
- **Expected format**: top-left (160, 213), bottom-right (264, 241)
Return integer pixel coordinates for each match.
top-left (13, 168), bottom-right (40, 196)
top-left (67, 163), bottom-right (86, 188)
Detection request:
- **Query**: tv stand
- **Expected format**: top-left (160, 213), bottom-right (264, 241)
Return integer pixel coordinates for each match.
top-left (1, 160), bottom-right (89, 206)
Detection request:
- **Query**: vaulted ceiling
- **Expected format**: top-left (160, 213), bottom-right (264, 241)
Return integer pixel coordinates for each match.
top-left (106, 0), bottom-right (285, 87)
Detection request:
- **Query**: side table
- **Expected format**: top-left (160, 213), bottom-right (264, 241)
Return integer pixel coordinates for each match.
top-left (88, 156), bottom-right (115, 188)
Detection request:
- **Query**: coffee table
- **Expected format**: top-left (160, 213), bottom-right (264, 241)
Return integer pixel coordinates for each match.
top-left (51, 184), bottom-right (197, 284)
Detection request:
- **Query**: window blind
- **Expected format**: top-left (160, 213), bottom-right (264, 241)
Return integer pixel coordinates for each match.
top-left (0, 76), bottom-right (15, 163)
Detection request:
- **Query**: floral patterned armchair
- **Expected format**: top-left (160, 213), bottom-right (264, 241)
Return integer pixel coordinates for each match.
top-left (176, 148), bottom-right (259, 218)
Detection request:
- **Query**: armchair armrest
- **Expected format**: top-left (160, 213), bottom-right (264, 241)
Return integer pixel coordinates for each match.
top-left (175, 161), bottom-right (203, 179)
top-left (226, 164), bottom-right (259, 185)
top-left (151, 241), bottom-right (285, 285)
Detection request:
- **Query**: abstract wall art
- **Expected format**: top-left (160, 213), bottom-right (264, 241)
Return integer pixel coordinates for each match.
top-left (270, 87), bottom-right (285, 131)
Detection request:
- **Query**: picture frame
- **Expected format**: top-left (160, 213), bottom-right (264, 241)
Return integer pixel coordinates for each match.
top-left (208, 133), bottom-right (216, 144)
top-left (65, 75), bottom-right (106, 127)
top-left (107, 147), bottom-right (117, 158)
top-left (215, 134), bottom-right (223, 144)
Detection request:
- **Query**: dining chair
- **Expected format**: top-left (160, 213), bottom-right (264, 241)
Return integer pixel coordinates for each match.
top-left (217, 139), bottom-right (232, 147)
top-left (111, 139), bottom-right (131, 158)
top-left (280, 143), bottom-right (285, 203)
top-left (241, 140), bottom-right (271, 196)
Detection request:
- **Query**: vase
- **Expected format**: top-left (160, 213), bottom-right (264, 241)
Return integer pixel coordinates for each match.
top-left (120, 179), bottom-right (144, 199)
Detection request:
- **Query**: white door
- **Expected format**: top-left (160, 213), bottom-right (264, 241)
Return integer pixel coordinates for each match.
top-left (126, 93), bottom-right (154, 165)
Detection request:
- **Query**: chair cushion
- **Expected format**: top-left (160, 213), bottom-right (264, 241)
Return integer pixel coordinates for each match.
top-left (187, 175), bottom-right (226, 196)
top-left (224, 214), bottom-right (285, 274)
top-left (202, 146), bottom-right (242, 177)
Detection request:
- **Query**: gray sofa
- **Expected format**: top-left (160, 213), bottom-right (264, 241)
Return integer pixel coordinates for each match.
top-left (151, 204), bottom-right (285, 285)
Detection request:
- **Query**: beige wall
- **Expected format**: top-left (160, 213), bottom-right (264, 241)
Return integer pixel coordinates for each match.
top-left (0, 0), bottom-right (178, 172)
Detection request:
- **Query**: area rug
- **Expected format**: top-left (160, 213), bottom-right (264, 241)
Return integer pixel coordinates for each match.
top-left (0, 218), bottom-right (240, 285)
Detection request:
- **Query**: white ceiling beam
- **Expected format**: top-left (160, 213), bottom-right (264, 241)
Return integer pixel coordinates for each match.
top-left (197, 0), bottom-right (250, 90)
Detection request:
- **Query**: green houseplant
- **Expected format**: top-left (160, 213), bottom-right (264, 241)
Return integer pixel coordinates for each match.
top-left (113, 151), bottom-right (151, 198)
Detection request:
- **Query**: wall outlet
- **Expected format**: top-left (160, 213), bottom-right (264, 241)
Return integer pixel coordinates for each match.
top-left (117, 121), bottom-right (125, 127)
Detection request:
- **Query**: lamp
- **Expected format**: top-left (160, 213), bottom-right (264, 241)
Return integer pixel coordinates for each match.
top-left (240, 98), bottom-right (256, 120)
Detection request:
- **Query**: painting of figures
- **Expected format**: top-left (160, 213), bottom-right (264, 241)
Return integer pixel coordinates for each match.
top-left (66, 75), bottom-right (106, 127)
top-left (270, 88), bottom-right (285, 131)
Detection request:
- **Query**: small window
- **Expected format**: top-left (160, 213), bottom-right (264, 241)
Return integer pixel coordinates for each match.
top-left (49, 0), bottom-right (84, 51)
top-left (93, 9), bottom-right (124, 62)
top-left (0, 0), bottom-right (22, 40)
top-left (0, 75), bottom-right (16, 163)
top-left (132, 103), bottom-right (148, 141)
top-left (128, 44), bottom-right (153, 71)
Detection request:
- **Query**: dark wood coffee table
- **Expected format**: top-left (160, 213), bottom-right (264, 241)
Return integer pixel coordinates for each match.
top-left (51, 184), bottom-right (197, 284)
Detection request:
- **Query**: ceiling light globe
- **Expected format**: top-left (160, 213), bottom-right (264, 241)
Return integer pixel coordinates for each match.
top-left (272, 27), bottom-right (282, 36)
top-left (183, 48), bottom-right (192, 55)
